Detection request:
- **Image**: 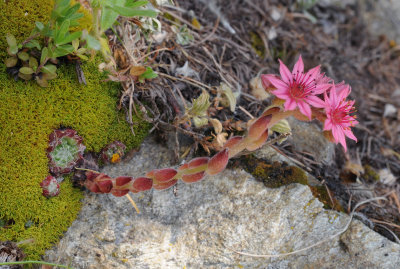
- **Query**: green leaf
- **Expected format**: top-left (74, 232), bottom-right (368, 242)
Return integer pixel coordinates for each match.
top-left (6, 33), bottom-right (17, 47)
top-left (24, 40), bottom-right (41, 50)
top-left (64, 3), bottom-right (81, 19)
top-left (19, 67), bottom-right (35, 75)
top-left (57, 31), bottom-right (82, 46)
top-left (17, 51), bottom-right (30, 61)
top-left (18, 72), bottom-right (33, 81)
top-left (110, 6), bottom-right (158, 18)
top-left (36, 76), bottom-right (49, 87)
top-left (43, 72), bottom-right (57, 80)
top-left (77, 54), bottom-right (88, 61)
top-left (138, 67), bottom-right (158, 82)
top-left (35, 22), bottom-right (44, 31)
top-left (5, 57), bottom-right (18, 68)
top-left (41, 64), bottom-right (57, 74)
top-left (29, 57), bottom-right (39, 70)
top-left (86, 35), bottom-right (101, 51)
top-left (55, 19), bottom-right (70, 44)
top-left (100, 6), bottom-right (119, 31)
top-left (72, 39), bottom-right (79, 50)
top-left (8, 46), bottom-right (18, 55)
top-left (53, 44), bottom-right (74, 57)
top-left (125, 0), bottom-right (149, 8)
top-left (41, 47), bottom-right (49, 64)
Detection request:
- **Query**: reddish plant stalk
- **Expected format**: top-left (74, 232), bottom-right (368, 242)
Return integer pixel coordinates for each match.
top-left (83, 111), bottom-right (289, 196)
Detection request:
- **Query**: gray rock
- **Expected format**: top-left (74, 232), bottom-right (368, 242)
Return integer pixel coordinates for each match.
top-left (45, 138), bottom-right (400, 268)
top-left (286, 117), bottom-right (335, 164)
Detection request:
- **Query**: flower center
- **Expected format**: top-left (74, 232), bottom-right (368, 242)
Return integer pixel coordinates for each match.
top-left (289, 83), bottom-right (306, 99)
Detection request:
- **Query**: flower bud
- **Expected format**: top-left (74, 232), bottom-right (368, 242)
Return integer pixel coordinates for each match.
top-left (92, 173), bottom-right (113, 193)
top-left (206, 148), bottom-right (229, 175)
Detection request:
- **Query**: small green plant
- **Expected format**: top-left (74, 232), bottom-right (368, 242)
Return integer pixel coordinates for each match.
top-left (47, 129), bottom-right (86, 175)
top-left (4, 0), bottom-right (158, 86)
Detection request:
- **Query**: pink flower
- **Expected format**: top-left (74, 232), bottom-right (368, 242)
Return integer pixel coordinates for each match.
top-left (261, 55), bottom-right (330, 119)
top-left (323, 84), bottom-right (358, 151)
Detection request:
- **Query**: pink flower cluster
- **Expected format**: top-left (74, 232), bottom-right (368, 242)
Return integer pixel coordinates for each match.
top-left (261, 55), bottom-right (358, 151)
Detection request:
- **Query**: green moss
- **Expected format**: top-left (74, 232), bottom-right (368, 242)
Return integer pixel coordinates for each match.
top-left (239, 155), bottom-right (345, 211)
top-left (0, 58), bottom-right (149, 259)
top-left (240, 155), bottom-right (308, 188)
top-left (0, 0), bottom-right (150, 257)
top-left (308, 185), bottom-right (344, 211)
top-left (250, 31), bottom-right (265, 58)
top-left (0, 0), bottom-right (53, 58)
top-left (362, 164), bottom-right (380, 182)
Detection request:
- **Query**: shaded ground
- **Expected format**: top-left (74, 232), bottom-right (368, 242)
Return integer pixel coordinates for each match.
top-left (114, 1), bottom-right (400, 241)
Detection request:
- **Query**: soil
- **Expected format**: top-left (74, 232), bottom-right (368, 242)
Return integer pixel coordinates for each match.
top-left (117, 0), bottom-right (400, 242)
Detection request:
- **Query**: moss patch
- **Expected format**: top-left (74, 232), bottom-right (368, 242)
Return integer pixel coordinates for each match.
top-left (239, 155), bottom-right (344, 211)
top-left (0, 1), bottom-right (150, 259)
top-left (0, 58), bottom-right (149, 259)
top-left (240, 155), bottom-right (308, 188)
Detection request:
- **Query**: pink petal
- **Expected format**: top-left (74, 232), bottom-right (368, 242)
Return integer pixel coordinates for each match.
top-left (297, 101), bottom-right (312, 120)
top-left (265, 75), bottom-right (288, 90)
top-left (303, 65), bottom-right (320, 85)
top-left (329, 84), bottom-right (338, 106)
top-left (337, 85), bottom-right (350, 101)
top-left (284, 98), bottom-right (297, 111)
top-left (344, 129), bottom-right (357, 142)
top-left (306, 95), bottom-right (325, 108)
top-left (313, 84), bottom-right (331, 95)
top-left (278, 59), bottom-right (293, 84)
top-left (292, 55), bottom-right (304, 78)
top-left (334, 125), bottom-right (347, 151)
top-left (324, 118), bottom-right (333, 131)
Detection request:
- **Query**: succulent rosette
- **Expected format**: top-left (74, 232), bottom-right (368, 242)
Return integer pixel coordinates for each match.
top-left (40, 175), bottom-right (60, 197)
top-left (47, 129), bottom-right (86, 175)
top-left (100, 141), bottom-right (126, 164)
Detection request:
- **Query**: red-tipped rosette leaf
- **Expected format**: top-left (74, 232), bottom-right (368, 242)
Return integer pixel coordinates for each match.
top-left (182, 171), bottom-right (206, 183)
top-left (206, 148), bottom-right (229, 175)
top-left (146, 168), bottom-right (177, 183)
top-left (246, 129), bottom-right (269, 151)
top-left (247, 115), bottom-right (272, 141)
top-left (153, 179), bottom-right (178, 190)
top-left (40, 175), bottom-right (60, 197)
top-left (132, 177), bottom-right (153, 192)
top-left (115, 176), bottom-right (133, 187)
top-left (111, 189), bottom-right (130, 197)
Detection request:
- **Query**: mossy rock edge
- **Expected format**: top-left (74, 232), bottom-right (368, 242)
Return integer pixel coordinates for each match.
top-left (0, 1), bottom-right (150, 259)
